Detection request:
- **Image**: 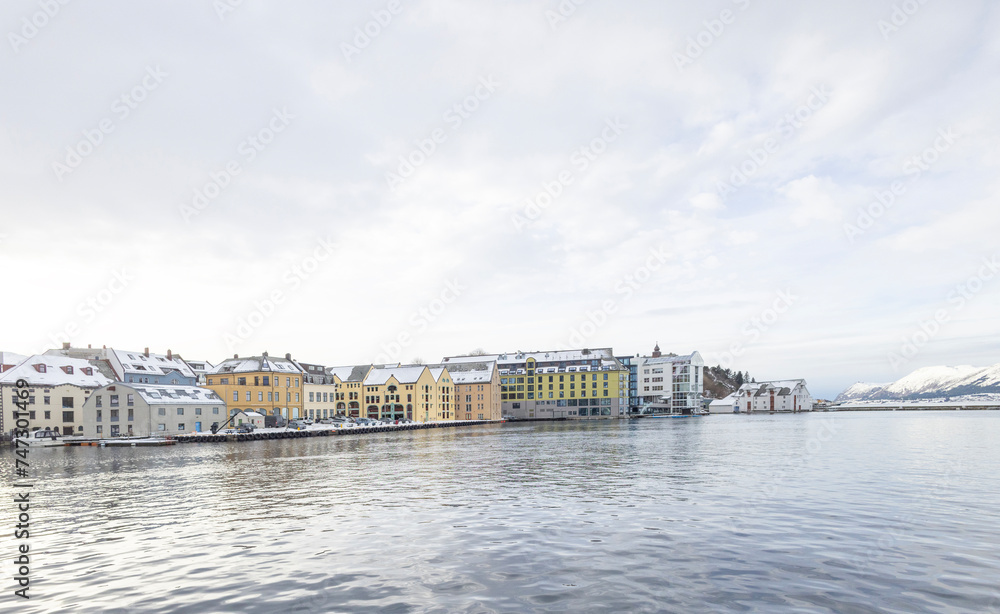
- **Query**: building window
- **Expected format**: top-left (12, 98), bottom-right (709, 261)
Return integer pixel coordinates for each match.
top-left (109, 395), bottom-right (119, 407)
top-left (212, 408), bottom-right (219, 414)
top-left (258, 391), bottom-right (263, 402)
top-left (158, 424), bottom-right (166, 431)
top-left (110, 409), bottom-right (119, 422)
top-left (97, 425), bottom-right (102, 434)
top-left (309, 392), bottom-right (315, 402)
top-left (246, 391), bottom-right (251, 402)
top-left (95, 396), bottom-right (102, 407)
top-left (96, 410), bottom-right (102, 422)
top-left (295, 392), bottom-right (300, 403)
top-left (233, 391), bottom-right (238, 402)
top-left (62, 397), bottom-right (74, 408)
top-left (128, 408), bottom-right (134, 421)
top-left (158, 408), bottom-right (166, 416)
top-left (62, 411), bottom-right (74, 422)
top-left (43, 396), bottom-right (50, 405)
top-left (177, 408), bottom-right (184, 415)
top-left (262, 376), bottom-right (269, 386)
top-left (127, 394), bottom-right (134, 406)
top-left (237, 377), bottom-right (246, 386)
top-left (177, 423), bottom-right (185, 431)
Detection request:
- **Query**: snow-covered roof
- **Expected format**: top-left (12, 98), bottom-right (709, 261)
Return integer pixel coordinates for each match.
top-left (0, 355), bottom-right (114, 388)
top-left (237, 410), bottom-right (264, 417)
top-left (432, 361), bottom-right (495, 384)
top-left (364, 366), bottom-right (428, 386)
top-left (643, 351), bottom-right (704, 366)
top-left (327, 365), bottom-right (371, 382)
top-left (112, 383), bottom-right (224, 405)
top-left (710, 394), bottom-right (737, 407)
top-left (111, 349), bottom-right (196, 379)
top-left (0, 352), bottom-right (28, 368)
top-left (184, 359), bottom-right (215, 373)
top-left (739, 380), bottom-right (807, 395)
top-left (210, 355), bottom-right (303, 375)
top-left (427, 367), bottom-right (448, 382)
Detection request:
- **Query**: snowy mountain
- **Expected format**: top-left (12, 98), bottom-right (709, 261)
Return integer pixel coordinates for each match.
top-left (836, 363), bottom-right (1000, 402)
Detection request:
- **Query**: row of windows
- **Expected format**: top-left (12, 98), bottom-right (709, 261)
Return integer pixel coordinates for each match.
top-left (11, 394), bottom-right (75, 408)
top-left (208, 376), bottom-right (299, 387)
top-left (502, 389), bottom-right (613, 400)
top-left (501, 373), bottom-right (611, 385)
top-left (94, 394), bottom-right (133, 407)
top-left (233, 391), bottom-right (299, 403)
top-left (511, 398), bottom-right (613, 408)
top-left (22, 410), bottom-right (76, 422)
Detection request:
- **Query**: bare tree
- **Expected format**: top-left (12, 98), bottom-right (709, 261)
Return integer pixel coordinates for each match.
top-left (411, 357), bottom-right (425, 365)
top-left (469, 348), bottom-right (489, 356)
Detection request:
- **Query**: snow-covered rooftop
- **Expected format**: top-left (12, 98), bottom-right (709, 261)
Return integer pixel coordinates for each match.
top-left (112, 349), bottom-right (196, 379)
top-left (115, 383), bottom-right (224, 405)
top-left (210, 356), bottom-right (303, 375)
top-left (327, 365), bottom-right (371, 382)
top-left (433, 361), bottom-right (495, 384)
top-left (364, 366), bottom-right (428, 386)
top-left (0, 355), bottom-right (115, 388)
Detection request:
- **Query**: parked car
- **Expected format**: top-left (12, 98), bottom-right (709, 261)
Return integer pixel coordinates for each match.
top-left (301, 418), bottom-right (314, 425)
top-left (287, 420), bottom-right (307, 430)
top-left (318, 418), bottom-right (335, 425)
top-left (236, 425), bottom-right (254, 434)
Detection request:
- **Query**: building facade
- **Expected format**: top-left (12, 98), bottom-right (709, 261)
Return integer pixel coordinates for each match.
top-left (81, 382), bottom-right (226, 437)
top-left (204, 353), bottom-right (304, 420)
top-left (0, 355), bottom-right (115, 436)
top-left (359, 365), bottom-right (453, 422)
top-left (437, 359), bottom-right (501, 421)
top-left (328, 365), bottom-right (373, 418)
top-left (634, 345), bottom-right (705, 414)
top-left (107, 348), bottom-right (197, 385)
top-left (736, 380), bottom-right (813, 413)
top-left (300, 361), bottom-right (339, 420)
top-left (445, 349), bottom-right (629, 419)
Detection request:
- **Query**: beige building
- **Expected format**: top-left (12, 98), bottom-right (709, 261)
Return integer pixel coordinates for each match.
top-left (436, 359), bottom-right (501, 421)
top-left (358, 365), bottom-right (453, 422)
top-left (81, 382), bottom-right (226, 437)
top-left (300, 361), bottom-right (339, 420)
top-left (204, 353), bottom-right (304, 420)
top-left (0, 354), bottom-right (115, 436)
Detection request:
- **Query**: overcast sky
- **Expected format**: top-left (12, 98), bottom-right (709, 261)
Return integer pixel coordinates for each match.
top-left (2, 0), bottom-right (998, 399)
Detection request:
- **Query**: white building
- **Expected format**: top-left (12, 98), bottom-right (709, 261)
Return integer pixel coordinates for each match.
top-left (81, 382), bottom-right (227, 437)
top-left (735, 380), bottom-right (813, 413)
top-left (709, 393), bottom-right (738, 414)
top-left (183, 359), bottom-right (215, 385)
top-left (232, 410), bottom-right (265, 429)
top-left (0, 354), bottom-right (115, 436)
top-left (634, 345), bottom-right (705, 414)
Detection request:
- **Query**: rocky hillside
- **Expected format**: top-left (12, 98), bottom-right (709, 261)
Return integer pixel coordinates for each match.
top-left (704, 366), bottom-right (753, 399)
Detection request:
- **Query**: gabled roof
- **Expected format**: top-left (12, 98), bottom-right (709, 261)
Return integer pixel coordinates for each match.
top-left (111, 349), bottom-right (196, 379)
top-left (429, 361), bottom-right (495, 384)
top-left (0, 355), bottom-right (115, 388)
top-left (209, 355), bottom-right (303, 375)
top-left (364, 366), bottom-right (428, 386)
top-left (327, 365), bottom-right (372, 383)
top-left (739, 380), bottom-right (807, 395)
top-left (115, 382), bottom-right (224, 405)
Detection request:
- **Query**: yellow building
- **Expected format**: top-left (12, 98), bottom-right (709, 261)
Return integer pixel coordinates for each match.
top-left (443, 349), bottom-right (629, 419)
top-left (204, 352), bottom-right (304, 420)
top-left (359, 365), bottom-right (453, 422)
top-left (328, 365), bottom-right (373, 418)
top-left (436, 359), bottom-right (501, 421)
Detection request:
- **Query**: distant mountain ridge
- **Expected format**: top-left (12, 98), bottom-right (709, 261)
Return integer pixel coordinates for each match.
top-left (836, 363), bottom-right (1000, 402)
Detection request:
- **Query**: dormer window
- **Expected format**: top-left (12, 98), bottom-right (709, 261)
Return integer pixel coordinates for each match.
top-left (82, 367), bottom-right (92, 376)
top-left (62, 365), bottom-right (74, 374)
top-left (34, 364), bottom-right (47, 373)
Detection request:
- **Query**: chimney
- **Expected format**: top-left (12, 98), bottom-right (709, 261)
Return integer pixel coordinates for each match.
top-left (88, 344), bottom-right (92, 349)
top-left (262, 351), bottom-right (268, 357)
top-left (144, 348), bottom-right (150, 358)
top-left (285, 353), bottom-right (291, 360)
top-left (167, 349), bottom-right (172, 360)
top-left (234, 354), bottom-right (239, 359)
top-left (62, 342), bottom-right (70, 350)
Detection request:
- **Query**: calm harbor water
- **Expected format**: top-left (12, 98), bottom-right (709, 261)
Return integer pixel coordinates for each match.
top-left (4, 412), bottom-right (1000, 613)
